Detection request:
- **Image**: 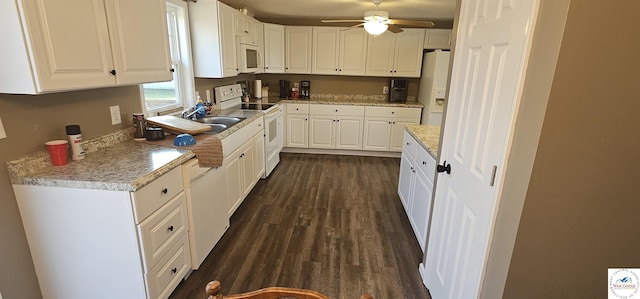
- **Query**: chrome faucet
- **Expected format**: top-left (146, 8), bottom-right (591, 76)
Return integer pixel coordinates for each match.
top-left (181, 106), bottom-right (200, 120)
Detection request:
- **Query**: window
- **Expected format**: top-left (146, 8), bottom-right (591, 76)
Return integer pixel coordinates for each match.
top-left (141, 0), bottom-right (194, 115)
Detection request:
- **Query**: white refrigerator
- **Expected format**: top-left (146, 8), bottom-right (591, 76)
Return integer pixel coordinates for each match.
top-left (417, 50), bottom-right (450, 125)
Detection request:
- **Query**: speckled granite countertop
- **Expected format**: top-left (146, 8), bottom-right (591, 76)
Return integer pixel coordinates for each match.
top-left (7, 109), bottom-right (264, 192)
top-left (252, 96), bottom-right (424, 108)
top-left (405, 125), bottom-right (441, 159)
top-left (10, 141), bottom-right (194, 192)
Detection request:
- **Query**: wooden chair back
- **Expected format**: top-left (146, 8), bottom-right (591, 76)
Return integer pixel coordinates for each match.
top-left (205, 281), bottom-right (374, 299)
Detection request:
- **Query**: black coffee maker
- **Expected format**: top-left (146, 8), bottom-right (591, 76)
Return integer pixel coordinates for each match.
top-left (388, 79), bottom-right (408, 102)
top-left (300, 81), bottom-right (310, 98)
top-left (279, 80), bottom-right (290, 98)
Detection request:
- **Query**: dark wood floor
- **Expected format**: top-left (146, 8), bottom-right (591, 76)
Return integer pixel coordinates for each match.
top-left (169, 153), bottom-right (432, 299)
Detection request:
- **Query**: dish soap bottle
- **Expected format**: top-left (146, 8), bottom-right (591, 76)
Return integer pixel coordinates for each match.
top-left (195, 92), bottom-right (205, 118)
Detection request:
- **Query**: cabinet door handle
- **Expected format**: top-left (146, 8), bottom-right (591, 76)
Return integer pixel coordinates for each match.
top-left (171, 268), bottom-right (177, 274)
top-left (422, 161), bottom-right (427, 165)
top-left (392, 111), bottom-right (395, 114)
top-left (388, 121), bottom-right (392, 124)
top-left (161, 188), bottom-right (168, 194)
top-left (110, 69), bottom-right (116, 76)
top-left (406, 142), bottom-right (410, 145)
top-left (170, 68), bottom-right (175, 73)
top-left (335, 109), bottom-right (338, 112)
top-left (266, 66), bottom-right (269, 69)
top-left (336, 119), bottom-right (340, 122)
top-left (168, 225), bottom-right (174, 232)
top-left (296, 108), bottom-right (299, 111)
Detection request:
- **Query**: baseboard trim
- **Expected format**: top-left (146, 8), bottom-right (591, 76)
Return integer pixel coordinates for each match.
top-left (281, 147), bottom-right (401, 158)
top-left (419, 263), bottom-right (428, 288)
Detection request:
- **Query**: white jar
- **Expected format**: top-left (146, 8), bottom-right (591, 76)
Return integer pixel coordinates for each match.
top-left (65, 125), bottom-right (85, 160)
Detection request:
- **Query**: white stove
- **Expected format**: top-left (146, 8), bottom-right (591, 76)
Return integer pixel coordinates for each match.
top-left (214, 84), bottom-right (283, 178)
top-left (214, 84), bottom-right (277, 112)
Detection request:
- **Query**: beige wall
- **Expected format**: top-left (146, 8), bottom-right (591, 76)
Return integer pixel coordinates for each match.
top-left (503, 0), bottom-right (640, 298)
top-left (257, 74), bottom-right (420, 99)
top-left (0, 86), bottom-right (141, 299)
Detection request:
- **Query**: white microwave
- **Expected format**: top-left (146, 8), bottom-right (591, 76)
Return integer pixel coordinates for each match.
top-left (238, 43), bottom-right (262, 73)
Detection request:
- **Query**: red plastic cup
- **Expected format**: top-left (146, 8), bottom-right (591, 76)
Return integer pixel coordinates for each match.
top-left (45, 140), bottom-right (69, 166)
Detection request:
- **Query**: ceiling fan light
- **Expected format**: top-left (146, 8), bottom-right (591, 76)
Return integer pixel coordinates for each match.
top-left (364, 21), bottom-right (388, 35)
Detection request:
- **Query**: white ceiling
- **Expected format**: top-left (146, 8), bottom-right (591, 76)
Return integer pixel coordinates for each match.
top-left (218, 0), bottom-right (456, 22)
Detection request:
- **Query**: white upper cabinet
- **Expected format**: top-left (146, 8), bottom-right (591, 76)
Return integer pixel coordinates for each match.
top-left (423, 29), bottom-right (453, 49)
top-left (312, 27), bottom-right (340, 75)
top-left (188, 0), bottom-right (238, 78)
top-left (0, 0), bottom-right (172, 94)
top-left (366, 28), bottom-right (425, 78)
top-left (285, 26), bottom-right (312, 74)
top-left (254, 22), bottom-right (265, 74)
top-left (312, 27), bottom-right (368, 76)
top-left (234, 13), bottom-right (257, 45)
top-left (339, 28), bottom-right (369, 76)
top-left (365, 31), bottom-right (396, 77)
top-left (264, 23), bottom-right (285, 73)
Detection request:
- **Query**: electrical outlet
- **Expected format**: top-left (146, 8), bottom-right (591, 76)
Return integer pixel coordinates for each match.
top-left (110, 105), bottom-right (121, 125)
top-left (383, 86), bottom-right (389, 94)
top-left (0, 117), bottom-right (7, 139)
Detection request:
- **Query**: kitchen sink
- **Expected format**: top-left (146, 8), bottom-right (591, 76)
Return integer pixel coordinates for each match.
top-left (203, 123), bottom-right (228, 134)
top-left (195, 116), bottom-right (246, 134)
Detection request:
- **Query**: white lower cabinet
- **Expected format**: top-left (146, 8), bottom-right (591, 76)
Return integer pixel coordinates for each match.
top-left (363, 106), bottom-right (421, 152)
top-left (222, 116), bottom-right (265, 216)
top-left (13, 167), bottom-right (190, 299)
top-left (285, 103), bottom-right (421, 153)
top-left (397, 129), bottom-right (436, 252)
top-left (285, 103), bottom-right (310, 148)
top-left (308, 104), bottom-right (364, 150)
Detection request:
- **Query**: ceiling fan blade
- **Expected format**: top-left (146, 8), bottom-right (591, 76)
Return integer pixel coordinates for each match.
top-left (321, 19), bottom-right (365, 23)
top-left (389, 19), bottom-right (435, 27)
top-left (388, 24), bottom-right (404, 33)
top-left (346, 23), bottom-right (365, 29)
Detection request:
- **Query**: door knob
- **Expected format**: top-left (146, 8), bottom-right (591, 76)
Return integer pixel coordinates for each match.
top-left (437, 161), bottom-right (451, 174)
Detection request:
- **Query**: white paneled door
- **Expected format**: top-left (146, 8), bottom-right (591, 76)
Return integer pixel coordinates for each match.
top-left (425, 0), bottom-right (538, 298)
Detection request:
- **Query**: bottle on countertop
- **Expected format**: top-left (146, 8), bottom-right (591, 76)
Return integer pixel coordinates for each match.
top-left (195, 92), bottom-right (205, 118)
top-left (65, 125), bottom-right (85, 161)
top-left (204, 89), bottom-right (213, 115)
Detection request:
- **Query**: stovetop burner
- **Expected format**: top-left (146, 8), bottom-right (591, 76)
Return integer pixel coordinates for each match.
top-left (238, 102), bottom-right (276, 111)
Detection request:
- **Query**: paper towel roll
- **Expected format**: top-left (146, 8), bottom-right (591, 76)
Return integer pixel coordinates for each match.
top-left (254, 80), bottom-right (262, 98)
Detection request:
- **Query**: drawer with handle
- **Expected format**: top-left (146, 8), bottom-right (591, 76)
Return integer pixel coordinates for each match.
top-left (286, 103), bottom-right (309, 114)
top-left (131, 167), bottom-right (183, 223)
top-left (144, 234), bottom-right (191, 299)
top-left (137, 192), bottom-right (188, 272)
top-left (402, 130), bottom-right (418, 160)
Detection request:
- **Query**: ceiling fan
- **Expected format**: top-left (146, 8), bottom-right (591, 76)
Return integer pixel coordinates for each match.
top-left (321, 0), bottom-right (435, 35)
